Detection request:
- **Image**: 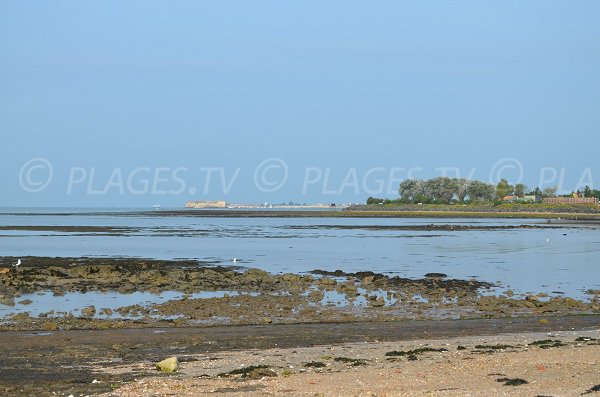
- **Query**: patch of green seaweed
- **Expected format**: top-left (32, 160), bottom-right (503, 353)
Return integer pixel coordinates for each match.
top-left (529, 339), bottom-right (566, 349)
top-left (474, 344), bottom-right (517, 351)
top-left (333, 357), bottom-right (368, 366)
top-left (218, 365), bottom-right (275, 378)
top-left (385, 347), bottom-right (449, 357)
top-left (304, 361), bottom-right (327, 368)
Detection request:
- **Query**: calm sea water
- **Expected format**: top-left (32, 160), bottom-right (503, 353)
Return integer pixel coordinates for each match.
top-left (1, 208), bottom-right (599, 300)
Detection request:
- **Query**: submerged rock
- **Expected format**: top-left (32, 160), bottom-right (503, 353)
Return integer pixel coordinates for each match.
top-left (368, 296), bottom-right (385, 307)
top-left (424, 273), bottom-right (447, 279)
top-left (308, 289), bottom-right (324, 302)
top-left (81, 306), bottom-right (96, 317)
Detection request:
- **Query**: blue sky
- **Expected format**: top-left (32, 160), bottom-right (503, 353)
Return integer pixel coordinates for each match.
top-left (1, 1), bottom-right (599, 207)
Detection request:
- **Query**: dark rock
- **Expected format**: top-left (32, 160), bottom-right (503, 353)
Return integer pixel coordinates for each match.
top-left (304, 361), bottom-right (326, 368)
top-left (424, 273), bottom-right (447, 279)
top-left (582, 384), bottom-right (600, 395)
top-left (497, 377), bottom-right (528, 386)
top-left (575, 337), bottom-right (597, 342)
top-left (219, 365), bottom-right (276, 379)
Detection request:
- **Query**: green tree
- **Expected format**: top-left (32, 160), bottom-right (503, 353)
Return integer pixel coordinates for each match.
top-left (399, 179), bottom-right (424, 202)
top-left (424, 177), bottom-right (458, 203)
top-left (583, 185), bottom-right (593, 198)
top-left (495, 179), bottom-right (513, 199)
top-left (366, 197), bottom-right (385, 205)
top-left (466, 180), bottom-right (495, 202)
top-left (514, 183), bottom-right (527, 198)
top-left (455, 178), bottom-right (470, 202)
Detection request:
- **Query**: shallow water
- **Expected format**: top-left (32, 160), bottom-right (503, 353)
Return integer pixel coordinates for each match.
top-left (1, 290), bottom-right (257, 319)
top-left (1, 209), bottom-right (599, 304)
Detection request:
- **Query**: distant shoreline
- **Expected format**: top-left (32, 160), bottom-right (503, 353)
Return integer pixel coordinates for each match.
top-left (2, 205), bottom-right (600, 220)
top-left (155, 209), bottom-right (600, 220)
top-left (3, 210), bottom-right (600, 220)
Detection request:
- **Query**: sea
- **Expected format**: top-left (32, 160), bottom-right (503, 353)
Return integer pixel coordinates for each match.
top-left (1, 207), bottom-right (599, 318)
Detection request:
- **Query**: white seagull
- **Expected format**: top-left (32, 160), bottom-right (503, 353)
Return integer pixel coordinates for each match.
top-left (13, 259), bottom-right (21, 269)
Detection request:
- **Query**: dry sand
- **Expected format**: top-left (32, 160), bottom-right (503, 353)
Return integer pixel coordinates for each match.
top-left (99, 329), bottom-right (600, 397)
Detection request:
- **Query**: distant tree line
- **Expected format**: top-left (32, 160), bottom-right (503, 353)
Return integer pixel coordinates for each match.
top-left (366, 178), bottom-right (599, 205)
top-left (397, 177), bottom-right (496, 204)
top-left (582, 185), bottom-right (600, 199)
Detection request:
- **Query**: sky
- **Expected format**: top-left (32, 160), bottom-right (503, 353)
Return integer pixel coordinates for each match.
top-left (1, 1), bottom-right (599, 207)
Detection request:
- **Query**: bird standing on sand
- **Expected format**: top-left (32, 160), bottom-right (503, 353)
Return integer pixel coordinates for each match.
top-left (13, 259), bottom-right (21, 270)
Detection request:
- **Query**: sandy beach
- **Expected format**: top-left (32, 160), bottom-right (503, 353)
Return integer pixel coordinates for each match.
top-left (1, 315), bottom-right (598, 396)
top-left (100, 328), bottom-right (600, 397)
